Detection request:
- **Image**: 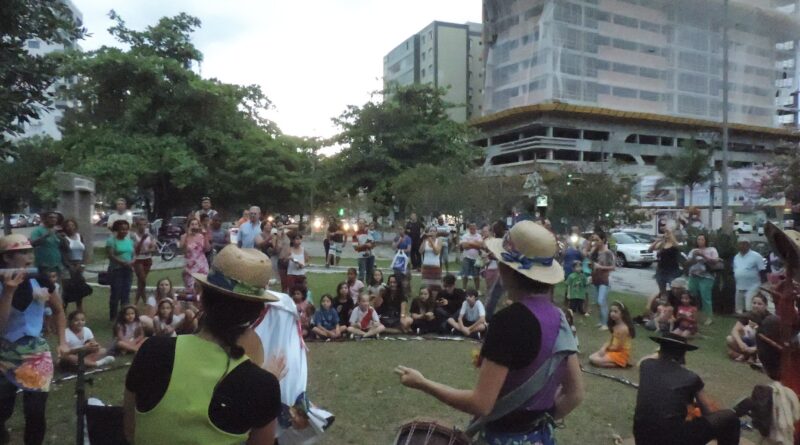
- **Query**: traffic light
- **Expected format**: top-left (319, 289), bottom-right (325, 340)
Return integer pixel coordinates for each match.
top-left (338, 208), bottom-right (345, 217)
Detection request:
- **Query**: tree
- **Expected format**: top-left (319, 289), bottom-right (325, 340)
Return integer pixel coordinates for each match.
top-left (0, 0), bottom-right (85, 156)
top-left (655, 140), bottom-right (714, 206)
top-left (331, 84), bottom-right (478, 215)
top-left (57, 12), bottom-right (310, 218)
top-left (543, 167), bottom-right (639, 231)
top-left (761, 145), bottom-right (800, 199)
top-left (0, 137), bottom-right (60, 234)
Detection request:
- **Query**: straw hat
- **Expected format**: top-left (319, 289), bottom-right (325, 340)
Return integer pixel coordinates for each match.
top-left (650, 332), bottom-right (698, 351)
top-left (192, 245), bottom-right (279, 302)
top-left (0, 234), bottom-right (33, 253)
top-left (485, 220), bottom-right (564, 284)
top-left (765, 221), bottom-right (800, 270)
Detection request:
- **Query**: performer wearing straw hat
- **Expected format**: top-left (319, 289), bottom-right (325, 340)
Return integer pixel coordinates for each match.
top-left (123, 245), bottom-right (282, 444)
top-left (395, 221), bottom-right (584, 444)
top-left (633, 333), bottom-right (740, 445)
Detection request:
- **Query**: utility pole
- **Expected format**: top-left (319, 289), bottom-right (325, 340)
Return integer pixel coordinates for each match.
top-left (720, 0), bottom-right (732, 233)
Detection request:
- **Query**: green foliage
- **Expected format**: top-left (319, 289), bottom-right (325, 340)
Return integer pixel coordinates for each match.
top-left (0, 137), bottom-right (60, 234)
top-left (57, 12), bottom-right (309, 218)
top-left (0, 0), bottom-right (85, 154)
top-left (331, 84), bottom-right (478, 215)
top-left (543, 168), bottom-right (638, 231)
top-left (655, 139), bottom-right (714, 206)
top-left (761, 145), bottom-right (800, 200)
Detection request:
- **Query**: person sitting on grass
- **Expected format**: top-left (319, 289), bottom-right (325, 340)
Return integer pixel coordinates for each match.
top-left (113, 305), bottom-right (145, 355)
top-left (367, 269), bottom-right (386, 300)
top-left (373, 274), bottom-right (412, 333)
top-left (152, 299), bottom-right (195, 337)
top-left (60, 310), bottom-right (115, 369)
top-left (726, 293), bottom-right (770, 363)
top-left (565, 260), bottom-right (587, 317)
top-left (145, 278), bottom-right (178, 318)
top-left (446, 289), bottom-right (487, 339)
top-left (672, 290), bottom-right (699, 338)
top-left (409, 286), bottom-right (439, 335)
top-left (345, 267), bottom-right (364, 304)
top-left (347, 293), bottom-right (385, 339)
top-left (291, 287), bottom-right (315, 339)
top-left (311, 294), bottom-right (343, 340)
top-left (644, 296), bottom-right (675, 335)
top-left (332, 282), bottom-right (354, 329)
top-left (435, 274), bottom-right (466, 332)
top-left (589, 301), bottom-right (635, 368)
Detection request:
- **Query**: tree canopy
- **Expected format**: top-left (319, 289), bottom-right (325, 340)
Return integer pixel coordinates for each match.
top-left (57, 12), bottom-right (310, 218)
top-left (655, 139), bottom-right (714, 206)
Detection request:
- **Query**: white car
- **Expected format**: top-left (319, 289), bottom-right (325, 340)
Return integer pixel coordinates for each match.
top-left (734, 221), bottom-right (753, 234)
top-left (611, 232), bottom-right (656, 268)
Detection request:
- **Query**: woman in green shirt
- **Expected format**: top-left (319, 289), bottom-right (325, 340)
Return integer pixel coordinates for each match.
top-left (106, 220), bottom-right (134, 321)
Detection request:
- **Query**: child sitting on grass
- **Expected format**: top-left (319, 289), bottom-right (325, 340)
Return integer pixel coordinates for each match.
top-left (145, 277), bottom-right (178, 317)
top-left (112, 305), bottom-right (145, 355)
top-left (565, 260), bottom-right (588, 317)
top-left (446, 289), bottom-right (487, 339)
top-left (672, 290), bottom-right (698, 338)
top-left (152, 298), bottom-right (195, 337)
top-left (645, 296), bottom-right (675, 335)
top-left (311, 294), bottom-right (343, 340)
top-left (347, 293), bottom-right (385, 339)
top-left (409, 286), bottom-right (439, 334)
top-left (59, 310), bottom-right (115, 369)
top-left (292, 287), bottom-right (315, 338)
top-left (589, 301), bottom-right (635, 368)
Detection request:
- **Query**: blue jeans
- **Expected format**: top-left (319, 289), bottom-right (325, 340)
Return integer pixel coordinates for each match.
top-left (595, 284), bottom-right (609, 325)
top-left (439, 243), bottom-right (449, 270)
top-left (357, 255), bottom-right (375, 283)
top-left (480, 425), bottom-right (555, 445)
top-left (109, 266), bottom-right (132, 321)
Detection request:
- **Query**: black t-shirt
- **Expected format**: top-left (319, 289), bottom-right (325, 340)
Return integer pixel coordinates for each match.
top-left (480, 302), bottom-right (542, 370)
top-left (634, 358), bottom-right (704, 428)
top-left (410, 298), bottom-right (435, 315)
top-left (125, 336), bottom-right (281, 435)
top-left (405, 221), bottom-right (422, 241)
top-left (439, 287), bottom-right (466, 315)
top-left (332, 297), bottom-right (354, 326)
top-left (378, 291), bottom-right (406, 317)
top-left (657, 246), bottom-right (682, 274)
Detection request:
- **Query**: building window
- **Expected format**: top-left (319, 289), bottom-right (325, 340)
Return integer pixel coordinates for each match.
top-left (553, 26), bottom-right (581, 50)
top-left (612, 62), bottom-right (637, 75)
top-left (678, 72), bottom-right (708, 94)
top-left (554, 2), bottom-right (582, 25)
top-left (613, 87), bottom-right (637, 98)
top-left (640, 21), bottom-right (661, 33)
top-left (562, 78), bottom-right (582, 100)
top-left (613, 14), bottom-right (638, 28)
top-left (421, 52), bottom-right (426, 61)
top-left (640, 67), bottom-right (660, 79)
top-left (640, 90), bottom-right (659, 101)
top-left (612, 39), bottom-right (637, 51)
top-left (422, 35), bottom-right (426, 44)
top-left (678, 51), bottom-right (708, 73)
top-left (678, 95), bottom-right (707, 115)
top-left (560, 53), bottom-right (582, 75)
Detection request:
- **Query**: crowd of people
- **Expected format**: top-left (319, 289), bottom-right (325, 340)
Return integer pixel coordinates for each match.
top-left (0, 196), bottom-right (798, 445)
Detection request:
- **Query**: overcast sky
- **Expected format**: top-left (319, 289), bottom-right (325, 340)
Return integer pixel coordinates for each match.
top-left (72, 0), bottom-right (482, 139)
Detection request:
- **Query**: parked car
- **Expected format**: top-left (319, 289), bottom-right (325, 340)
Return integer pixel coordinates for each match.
top-left (734, 221), bottom-right (753, 234)
top-left (158, 216), bottom-right (187, 240)
top-left (611, 232), bottom-right (656, 268)
top-left (8, 214), bottom-right (28, 228)
top-left (27, 214), bottom-right (41, 227)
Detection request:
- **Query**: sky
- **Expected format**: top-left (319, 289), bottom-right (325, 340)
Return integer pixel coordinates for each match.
top-left (72, 0), bottom-right (482, 139)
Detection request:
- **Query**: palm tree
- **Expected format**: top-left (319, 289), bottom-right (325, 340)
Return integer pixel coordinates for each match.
top-left (656, 139), bottom-right (714, 206)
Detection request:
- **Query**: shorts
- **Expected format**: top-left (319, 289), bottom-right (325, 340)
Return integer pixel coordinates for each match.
top-left (461, 257), bottom-right (479, 278)
top-left (331, 242), bottom-right (342, 256)
top-left (135, 258), bottom-right (153, 275)
top-left (463, 318), bottom-right (479, 328)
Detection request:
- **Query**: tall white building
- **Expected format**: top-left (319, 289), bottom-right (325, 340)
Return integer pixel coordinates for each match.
top-left (13, 0), bottom-right (83, 141)
top-left (384, 21), bottom-right (485, 122)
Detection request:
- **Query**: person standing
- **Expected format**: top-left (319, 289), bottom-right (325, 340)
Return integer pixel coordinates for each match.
top-left (107, 220), bottom-right (135, 321)
top-left (106, 198), bottom-right (133, 232)
top-left (396, 221), bottom-right (583, 444)
top-left (650, 228), bottom-right (683, 295)
top-left (0, 235), bottom-right (69, 445)
top-left (29, 211), bottom-right (64, 276)
top-left (393, 227), bottom-right (413, 295)
top-left (286, 232), bottom-right (310, 293)
top-left (633, 333), bottom-right (740, 445)
top-left (732, 239), bottom-right (766, 314)
top-left (420, 227), bottom-right (442, 288)
top-left (61, 219), bottom-right (89, 313)
top-left (353, 219), bottom-right (375, 283)
top-left (484, 220), bottom-right (508, 321)
top-left (208, 214), bottom-right (230, 261)
top-left (459, 223), bottom-right (484, 290)
top-left (405, 213), bottom-right (423, 271)
top-left (686, 234), bottom-right (720, 326)
top-left (327, 220), bottom-right (345, 267)
top-left (588, 232), bottom-right (615, 330)
top-left (180, 218), bottom-right (210, 295)
top-left (435, 216), bottom-right (451, 274)
top-left (194, 196), bottom-right (218, 220)
top-left (131, 217), bottom-right (156, 306)
top-left (237, 206), bottom-right (262, 249)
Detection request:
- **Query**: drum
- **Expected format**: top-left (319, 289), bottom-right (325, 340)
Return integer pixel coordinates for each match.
top-left (394, 420), bottom-right (471, 445)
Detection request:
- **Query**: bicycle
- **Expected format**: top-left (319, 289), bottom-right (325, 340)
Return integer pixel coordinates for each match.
top-left (155, 238), bottom-right (179, 261)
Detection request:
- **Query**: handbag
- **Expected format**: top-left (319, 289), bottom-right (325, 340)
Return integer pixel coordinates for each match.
top-left (97, 269), bottom-right (110, 286)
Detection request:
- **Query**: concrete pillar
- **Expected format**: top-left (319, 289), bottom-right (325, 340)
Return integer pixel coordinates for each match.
top-left (547, 127), bottom-right (553, 137)
top-left (55, 172), bottom-right (95, 262)
top-left (547, 150), bottom-right (554, 160)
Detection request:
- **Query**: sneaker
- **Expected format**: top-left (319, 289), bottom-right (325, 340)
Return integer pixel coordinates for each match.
top-left (416, 328), bottom-right (420, 335)
top-left (704, 318), bottom-right (713, 326)
top-left (96, 356), bottom-right (115, 367)
top-left (476, 332), bottom-right (481, 340)
top-left (599, 325), bottom-right (609, 331)
top-left (349, 333), bottom-right (355, 340)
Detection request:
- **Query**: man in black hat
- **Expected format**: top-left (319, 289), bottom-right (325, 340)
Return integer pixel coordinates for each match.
top-left (633, 333), bottom-right (740, 445)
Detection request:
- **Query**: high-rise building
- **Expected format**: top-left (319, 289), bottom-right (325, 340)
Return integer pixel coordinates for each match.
top-left (477, 0), bottom-right (800, 176)
top-left (12, 0), bottom-right (83, 141)
top-left (384, 21), bottom-right (485, 122)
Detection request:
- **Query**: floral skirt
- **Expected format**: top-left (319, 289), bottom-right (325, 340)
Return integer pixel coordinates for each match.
top-left (0, 336), bottom-right (53, 392)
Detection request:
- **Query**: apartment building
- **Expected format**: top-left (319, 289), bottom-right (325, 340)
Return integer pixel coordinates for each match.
top-left (384, 21), bottom-right (485, 122)
top-left (478, 0), bottom-right (800, 177)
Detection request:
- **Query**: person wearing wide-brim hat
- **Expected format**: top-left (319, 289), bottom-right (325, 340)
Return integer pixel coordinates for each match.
top-left (0, 234), bottom-right (69, 444)
top-left (633, 333), bottom-right (741, 445)
top-left (396, 221), bottom-right (584, 444)
top-left (124, 245), bottom-right (283, 444)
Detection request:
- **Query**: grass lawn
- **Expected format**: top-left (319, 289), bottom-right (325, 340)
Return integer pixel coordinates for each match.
top-left (12, 270), bottom-right (769, 444)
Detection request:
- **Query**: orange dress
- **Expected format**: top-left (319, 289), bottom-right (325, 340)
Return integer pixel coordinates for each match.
top-left (605, 328), bottom-right (632, 367)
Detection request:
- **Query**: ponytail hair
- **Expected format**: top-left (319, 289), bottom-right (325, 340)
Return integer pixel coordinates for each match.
top-left (198, 285), bottom-right (264, 359)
